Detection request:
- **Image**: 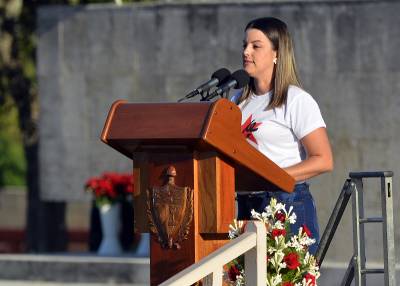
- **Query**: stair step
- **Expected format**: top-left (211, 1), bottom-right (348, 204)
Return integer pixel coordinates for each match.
top-left (0, 281), bottom-right (147, 286)
top-left (0, 254), bottom-right (150, 284)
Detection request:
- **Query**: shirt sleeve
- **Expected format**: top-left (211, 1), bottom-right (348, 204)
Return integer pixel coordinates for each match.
top-left (289, 91), bottom-right (326, 140)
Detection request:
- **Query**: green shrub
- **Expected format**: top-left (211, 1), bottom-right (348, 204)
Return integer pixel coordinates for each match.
top-left (0, 99), bottom-right (26, 187)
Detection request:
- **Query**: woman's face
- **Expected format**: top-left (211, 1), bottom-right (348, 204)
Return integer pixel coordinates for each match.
top-left (242, 28), bottom-right (277, 81)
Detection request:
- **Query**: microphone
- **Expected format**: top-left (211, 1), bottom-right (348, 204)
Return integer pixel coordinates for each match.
top-left (178, 68), bottom-right (231, 102)
top-left (203, 69), bottom-right (250, 101)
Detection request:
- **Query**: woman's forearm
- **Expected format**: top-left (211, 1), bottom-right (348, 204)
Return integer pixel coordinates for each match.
top-left (284, 154), bottom-right (333, 182)
top-left (284, 127), bottom-right (333, 182)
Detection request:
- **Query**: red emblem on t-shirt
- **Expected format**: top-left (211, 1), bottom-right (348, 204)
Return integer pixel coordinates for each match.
top-left (241, 115), bottom-right (262, 145)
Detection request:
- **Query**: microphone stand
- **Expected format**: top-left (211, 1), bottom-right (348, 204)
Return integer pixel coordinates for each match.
top-left (201, 88), bottom-right (231, 101)
top-left (179, 89), bottom-right (230, 102)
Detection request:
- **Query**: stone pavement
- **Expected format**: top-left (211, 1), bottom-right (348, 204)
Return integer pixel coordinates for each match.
top-left (0, 282), bottom-right (146, 286)
top-left (0, 254), bottom-right (150, 285)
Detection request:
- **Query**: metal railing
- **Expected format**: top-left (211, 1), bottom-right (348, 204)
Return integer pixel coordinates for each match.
top-left (162, 171), bottom-right (395, 286)
top-left (315, 171), bottom-right (395, 286)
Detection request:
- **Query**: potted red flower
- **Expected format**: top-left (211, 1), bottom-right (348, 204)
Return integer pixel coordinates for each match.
top-left (85, 172), bottom-right (134, 255)
top-left (85, 172), bottom-right (134, 207)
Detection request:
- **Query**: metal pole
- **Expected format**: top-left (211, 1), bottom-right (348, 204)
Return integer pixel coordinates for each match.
top-left (351, 178), bottom-right (363, 286)
top-left (341, 256), bottom-right (355, 286)
top-left (381, 175), bottom-right (396, 286)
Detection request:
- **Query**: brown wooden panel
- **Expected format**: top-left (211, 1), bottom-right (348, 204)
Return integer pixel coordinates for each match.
top-left (100, 99), bottom-right (127, 144)
top-left (132, 152), bottom-right (150, 232)
top-left (151, 228), bottom-right (196, 286)
top-left (198, 233), bottom-right (230, 260)
top-left (202, 99), bottom-right (295, 193)
top-left (146, 152), bottom-right (234, 285)
top-left (102, 99), bottom-right (294, 192)
top-left (143, 153), bottom-right (196, 286)
top-left (102, 102), bottom-right (212, 141)
top-left (197, 152), bottom-right (235, 234)
top-left (197, 152), bottom-right (218, 234)
top-left (217, 157), bottom-right (235, 232)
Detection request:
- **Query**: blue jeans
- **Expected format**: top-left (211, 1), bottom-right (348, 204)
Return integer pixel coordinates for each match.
top-left (237, 183), bottom-right (320, 254)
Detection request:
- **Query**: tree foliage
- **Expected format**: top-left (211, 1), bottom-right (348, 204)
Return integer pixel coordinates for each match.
top-left (0, 0), bottom-right (153, 251)
top-left (0, 0), bottom-right (152, 188)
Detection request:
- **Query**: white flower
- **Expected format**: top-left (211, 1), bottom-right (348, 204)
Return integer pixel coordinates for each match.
top-left (303, 252), bottom-right (311, 264)
top-left (266, 273), bottom-right (283, 286)
top-left (300, 236), bottom-right (316, 247)
top-left (287, 235), bottom-right (303, 251)
top-left (273, 220), bottom-right (285, 229)
top-left (269, 251), bottom-right (285, 270)
top-left (288, 212), bottom-right (297, 224)
top-left (271, 273), bottom-right (283, 286)
top-left (234, 273), bottom-right (245, 286)
top-left (275, 202), bottom-right (285, 212)
top-left (297, 227), bottom-right (316, 246)
top-left (226, 197), bottom-right (321, 286)
top-left (301, 277), bottom-right (314, 286)
top-left (251, 209), bottom-right (263, 221)
top-left (228, 219), bottom-right (244, 239)
top-left (268, 236), bottom-right (287, 254)
top-left (264, 205), bottom-right (274, 217)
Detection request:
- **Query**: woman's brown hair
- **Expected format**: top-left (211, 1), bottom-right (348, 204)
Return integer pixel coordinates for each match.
top-left (238, 17), bottom-right (301, 109)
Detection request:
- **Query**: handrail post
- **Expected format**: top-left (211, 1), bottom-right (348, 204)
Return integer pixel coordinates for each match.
top-left (381, 176), bottom-right (396, 286)
top-left (351, 178), bottom-right (365, 286)
top-left (245, 221), bottom-right (266, 286)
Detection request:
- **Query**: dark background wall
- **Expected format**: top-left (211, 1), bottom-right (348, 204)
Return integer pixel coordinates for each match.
top-left (37, 0), bottom-right (400, 266)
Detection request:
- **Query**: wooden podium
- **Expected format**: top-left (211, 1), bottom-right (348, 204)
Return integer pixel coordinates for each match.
top-left (101, 98), bottom-right (294, 285)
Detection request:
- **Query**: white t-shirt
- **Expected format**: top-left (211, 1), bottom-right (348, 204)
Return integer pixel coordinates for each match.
top-left (231, 85), bottom-right (326, 168)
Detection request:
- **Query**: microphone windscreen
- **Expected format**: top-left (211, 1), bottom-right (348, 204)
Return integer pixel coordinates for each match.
top-left (211, 68), bottom-right (231, 82)
top-left (231, 70), bottom-right (250, 89)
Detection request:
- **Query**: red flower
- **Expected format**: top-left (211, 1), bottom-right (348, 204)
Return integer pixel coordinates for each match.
top-left (97, 180), bottom-right (113, 194)
top-left (282, 282), bottom-right (295, 286)
top-left (275, 211), bottom-right (286, 223)
top-left (283, 252), bottom-right (300, 270)
top-left (85, 172), bottom-right (134, 203)
top-left (302, 224), bottom-right (312, 237)
top-left (304, 273), bottom-right (316, 285)
top-left (85, 177), bottom-right (98, 190)
top-left (228, 265), bottom-right (241, 281)
top-left (271, 228), bottom-right (286, 238)
top-left (103, 173), bottom-right (123, 186)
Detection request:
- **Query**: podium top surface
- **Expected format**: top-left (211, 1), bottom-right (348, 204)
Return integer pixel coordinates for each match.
top-left (101, 99), bottom-right (295, 192)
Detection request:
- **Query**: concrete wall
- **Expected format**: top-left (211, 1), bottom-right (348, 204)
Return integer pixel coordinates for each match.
top-left (37, 0), bottom-right (400, 269)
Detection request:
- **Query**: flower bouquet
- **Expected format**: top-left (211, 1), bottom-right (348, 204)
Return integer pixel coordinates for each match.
top-left (225, 198), bottom-right (320, 286)
top-left (85, 172), bottom-right (134, 207)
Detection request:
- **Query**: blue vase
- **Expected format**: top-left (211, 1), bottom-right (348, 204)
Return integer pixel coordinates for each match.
top-left (98, 203), bottom-right (123, 256)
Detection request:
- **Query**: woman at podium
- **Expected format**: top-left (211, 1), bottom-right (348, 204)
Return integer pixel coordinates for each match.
top-left (231, 17), bottom-right (333, 254)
